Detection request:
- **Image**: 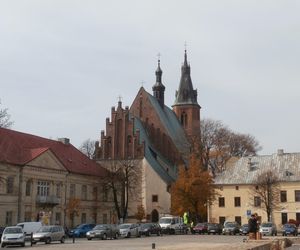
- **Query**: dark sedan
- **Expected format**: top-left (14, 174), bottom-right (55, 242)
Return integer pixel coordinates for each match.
top-left (207, 223), bottom-right (222, 235)
top-left (192, 223), bottom-right (208, 234)
top-left (239, 224), bottom-right (249, 235)
top-left (222, 222), bottom-right (240, 235)
top-left (282, 223), bottom-right (298, 236)
top-left (138, 223), bottom-right (161, 236)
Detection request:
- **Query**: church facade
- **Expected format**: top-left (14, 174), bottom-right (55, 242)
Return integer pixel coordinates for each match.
top-left (95, 51), bottom-right (201, 222)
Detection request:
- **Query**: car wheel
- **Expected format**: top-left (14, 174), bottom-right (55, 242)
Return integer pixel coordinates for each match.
top-left (146, 231), bottom-right (150, 236)
top-left (127, 232), bottom-right (131, 238)
top-left (87, 237), bottom-right (92, 240)
top-left (157, 231), bottom-right (161, 236)
top-left (102, 233), bottom-right (107, 240)
top-left (114, 233), bottom-right (118, 239)
top-left (1, 243), bottom-right (5, 248)
top-left (61, 236), bottom-right (65, 243)
top-left (45, 237), bottom-right (51, 244)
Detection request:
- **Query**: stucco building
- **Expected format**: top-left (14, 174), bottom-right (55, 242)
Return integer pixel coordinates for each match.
top-left (210, 149), bottom-right (300, 228)
top-left (95, 50), bottom-right (201, 222)
top-left (0, 128), bottom-right (114, 227)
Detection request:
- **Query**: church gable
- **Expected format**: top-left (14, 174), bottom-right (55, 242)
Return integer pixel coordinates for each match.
top-left (25, 149), bottom-right (67, 172)
top-left (130, 87), bottom-right (183, 165)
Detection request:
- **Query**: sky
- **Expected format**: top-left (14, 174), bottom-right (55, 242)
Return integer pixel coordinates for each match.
top-left (1, 0), bottom-right (299, 155)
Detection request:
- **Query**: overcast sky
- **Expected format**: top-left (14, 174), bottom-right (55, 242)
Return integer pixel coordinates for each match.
top-left (1, 0), bottom-right (299, 155)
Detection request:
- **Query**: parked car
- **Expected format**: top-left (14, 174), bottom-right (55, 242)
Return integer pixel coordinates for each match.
top-left (282, 223), bottom-right (298, 236)
top-left (191, 223), bottom-right (208, 234)
top-left (0, 227), bottom-right (4, 243)
top-left (86, 224), bottom-right (119, 240)
top-left (118, 223), bottom-right (139, 238)
top-left (69, 223), bottom-right (95, 237)
top-left (222, 222), bottom-right (240, 235)
top-left (138, 223), bottom-right (162, 236)
top-left (207, 223), bottom-right (222, 235)
top-left (259, 222), bottom-right (277, 236)
top-left (32, 225), bottom-right (65, 244)
top-left (1, 226), bottom-right (25, 248)
top-left (159, 216), bottom-right (187, 234)
top-left (239, 224), bottom-right (249, 235)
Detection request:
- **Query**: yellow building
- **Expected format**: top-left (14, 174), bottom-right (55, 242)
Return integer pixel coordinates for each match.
top-left (0, 128), bottom-right (114, 227)
top-left (210, 150), bottom-right (300, 229)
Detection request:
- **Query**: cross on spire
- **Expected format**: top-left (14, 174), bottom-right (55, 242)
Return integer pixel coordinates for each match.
top-left (184, 41), bottom-right (187, 52)
top-left (118, 95), bottom-right (122, 102)
top-left (140, 80), bottom-right (145, 87)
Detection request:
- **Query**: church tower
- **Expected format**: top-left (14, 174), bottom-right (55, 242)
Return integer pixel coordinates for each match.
top-left (152, 58), bottom-right (165, 108)
top-left (172, 50), bottom-right (201, 139)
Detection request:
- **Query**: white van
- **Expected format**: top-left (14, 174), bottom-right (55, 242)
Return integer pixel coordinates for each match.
top-left (159, 216), bottom-right (187, 234)
top-left (16, 222), bottom-right (42, 236)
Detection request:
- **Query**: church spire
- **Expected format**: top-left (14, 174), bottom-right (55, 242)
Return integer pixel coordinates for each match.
top-left (152, 55), bottom-right (165, 108)
top-left (172, 49), bottom-right (200, 139)
top-left (173, 49), bottom-right (198, 106)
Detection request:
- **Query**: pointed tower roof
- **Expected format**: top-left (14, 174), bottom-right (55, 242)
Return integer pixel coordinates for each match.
top-left (152, 59), bottom-right (165, 91)
top-left (173, 50), bottom-right (199, 106)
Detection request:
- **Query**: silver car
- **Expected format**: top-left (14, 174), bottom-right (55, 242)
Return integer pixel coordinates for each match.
top-left (32, 225), bottom-right (65, 244)
top-left (259, 222), bottom-right (277, 236)
top-left (86, 224), bottom-right (119, 240)
top-left (118, 224), bottom-right (139, 238)
top-left (1, 226), bottom-right (25, 248)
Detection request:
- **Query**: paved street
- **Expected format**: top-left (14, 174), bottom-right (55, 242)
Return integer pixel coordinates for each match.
top-left (9, 234), bottom-right (271, 250)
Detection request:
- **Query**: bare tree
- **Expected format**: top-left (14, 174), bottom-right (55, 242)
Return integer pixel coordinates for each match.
top-left (249, 170), bottom-right (280, 222)
top-left (79, 139), bottom-right (96, 159)
top-left (200, 118), bottom-right (261, 175)
top-left (104, 159), bottom-right (142, 222)
top-left (0, 100), bottom-right (13, 128)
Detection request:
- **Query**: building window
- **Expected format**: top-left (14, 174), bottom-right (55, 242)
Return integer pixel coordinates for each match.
top-left (281, 213), bottom-right (288, 225)
top-left (55, 213), bottom-right (61, 225)
top-left (234, 197), bottom-right (241, 207)
top-left (6, 211), bottom-right (13, 226)
top-left (103, 214), bottom-right (107, 224)
top-left (235, 216), bottom-right (241, 225)
top-left (296, 213), bottom-right (300, 223)
top-left (81, 213), bottom-right (86, 224)
top-left (152, 195), bottom-right (158, 202)
top-left (102, 185), bottom-right (108, 202)
top-left (280, 191), bottom-right (287, 202)
top-left (180, 112), bottom-right (188, 128)
top-left (70, 184), bottom-right (76, 198)
top-left (56, 183), bottom-right (61, 198)
top-left (255, 186), bottom-right (259, 190)
top-left (81, 185), bottom-right (87, 200)
top-left (235, 186), bottom-right (239, 190)
top-left (295, 190), bottom-right (300, 202)
top-left (219, 216), bottom-right (225, 225)
top-left (7, 177), bottom-right (14, 194)
top-left (93, 187), bottom-right (98, 201)
top-left (219, 197), bottom-right (225, 207)
top-left (25, 212), bottom-right (31, 222)
top-left (37, 181), bottom-right (49, 196)
top-left (254, 196), bottom-right (261, 207)
top-left (25, 180), bottom-right (31, 196)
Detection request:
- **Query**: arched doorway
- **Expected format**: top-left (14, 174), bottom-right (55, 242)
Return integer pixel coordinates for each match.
top-left (151, 209), bottom-right (159, 222)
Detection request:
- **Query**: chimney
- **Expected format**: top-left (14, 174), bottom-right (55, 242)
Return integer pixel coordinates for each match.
top-left (58, 138), bottom-right (70, 145)
top-left (277, 149), bottom-right (284, 156)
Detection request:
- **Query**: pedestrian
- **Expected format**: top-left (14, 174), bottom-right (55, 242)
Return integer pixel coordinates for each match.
top-left (248, 214), bottom-right (258, 239)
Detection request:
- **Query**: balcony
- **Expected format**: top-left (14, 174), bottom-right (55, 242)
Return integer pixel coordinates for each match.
top-left (36, 195), bottom-right (60, 205)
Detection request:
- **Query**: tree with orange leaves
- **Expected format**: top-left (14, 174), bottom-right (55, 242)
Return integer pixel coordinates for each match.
top-left (171, 152), bottom-right (216, 223)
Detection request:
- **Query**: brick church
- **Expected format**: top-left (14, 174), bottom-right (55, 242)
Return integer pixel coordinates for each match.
top-left (94, 50), bottom-right (201, 222)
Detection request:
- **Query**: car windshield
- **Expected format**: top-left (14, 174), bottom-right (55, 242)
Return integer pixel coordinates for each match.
top-left (5, 227), bottom-right (23, 234)
top-left (93, 225), bottom-right (107, 230)
top-left (38, 226), bottom-right (52, 232)
top-left (119, 224), bottom-right (131, 229)
top-left (140, 224), bottom-right (151, 229)
top-left (196, 223), bottom-right (206, 227)
top-left (242, 224), bottom-right (248, 228)
top-left (284, 224), bottom-right (294, 228)
top-left (226, 223), bottom-right (236, 227)
top-left (261, 223), bottom-right (272, 227)
top-left (159, 218), bottom-right (172, 224)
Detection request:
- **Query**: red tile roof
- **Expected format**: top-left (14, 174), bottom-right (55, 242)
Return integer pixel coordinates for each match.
top-left (0, 127), bottom-right (107, 177)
